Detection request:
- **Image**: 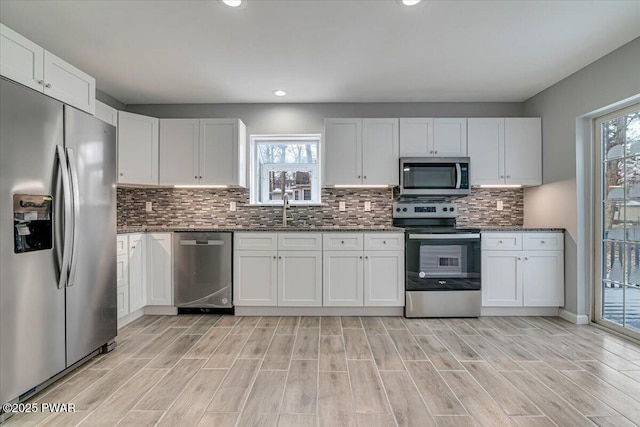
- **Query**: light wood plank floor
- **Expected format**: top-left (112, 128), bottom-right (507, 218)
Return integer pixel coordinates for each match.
top-left (6, 315), bottom-right (640, 426)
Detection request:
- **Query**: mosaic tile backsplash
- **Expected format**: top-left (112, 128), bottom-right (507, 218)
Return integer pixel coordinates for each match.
top-left (117, 187), bottom-right (523, 229)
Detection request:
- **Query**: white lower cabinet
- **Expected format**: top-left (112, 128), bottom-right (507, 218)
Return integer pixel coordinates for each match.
top-left (279, 251), bottom-right (322, 306)
top-left (128, 234), bottom-right (146, 313)
top-left (117, 232), bottom-right (173, 323)
top-left (323, 251), bottom-right (364, 306)
top-left (234, 250), bottom-right (278, 306)
top-left (233, 232), bottom-right (404, 308)
top-left (482, 232), bottom-right (564, 308)
top-left (146, 233), bottom-right (173, 306)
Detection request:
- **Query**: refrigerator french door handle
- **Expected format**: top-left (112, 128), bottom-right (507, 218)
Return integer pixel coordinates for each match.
top-left (56, 145), bottom-right (72, 289)
top-left (66, 147), bottom-right (80, 287)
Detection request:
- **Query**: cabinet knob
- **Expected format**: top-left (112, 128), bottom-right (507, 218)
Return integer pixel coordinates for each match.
top-left (517, 257), bottom-right (522, 260)
top-left (199, 176), bottom-right (203, 179)
top-left (429, 150), bottom-right (434, 154)
top-left (383, 241), bottom-right (386, 244)
top-left (357, 175), bottom-right (361, 179)
top-left (195, 176), bottom-right (198, 179)
top-left (273, 256), bottom-right (276, 259)
top-left (341, 241), bottom-right (344, 244)
top-left (500, 175), bottom-right (504, 178)
top-left (131, 246), bottom-right (136, 249)
top-left (45, 83), bottom-right (52, 89)
top-left (541, 240), bottom-right (546, 244)
top-left (364, 176), bottom-right (367, 179)
top-left (499, 240), bottom-right (503, 244)
top-left (434, 151), bottom-right (438, 154)
top-left (37, 80), bottom-right (44, 85)
top-left (506, 175), bottom-right (511, 178)
top-left (359, 256), bottom-right (363, 259)
top-left (365, 256), bottom-right (369, 259)
top-left (524, 257), bottom-right (529, 261)
top-left (120, 173), bottom-right (123, 176)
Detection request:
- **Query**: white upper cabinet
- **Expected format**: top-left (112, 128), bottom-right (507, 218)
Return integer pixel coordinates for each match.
top-left (0, 24), bottom-right (44, 92)
top-left (118, 111), bottom-right (159, 185)
top-left (157, 118), bottom-right (247, 187)
top-left (95, 101), bottom-right (118, 127)
top-left (433, 118), bottom-right (467, 157)
top-left (200, 119), bottom-right (246, 187)
top-left (468, 117), bottom-right (541, 186)
top-left (0, 24), bottom-right (95, 114)
top-left (160, 119), bottom-right (200, 185)
top-left (362, 119), bottom-right (399, 185)
top-left (400, 118), bottom-right (467, 157)
top-left (324, 119), bottom-right (362, 186)
top-left (324, 118), bottom-right (398, 186)
top-left (505, 118), bottom-right (542, 186)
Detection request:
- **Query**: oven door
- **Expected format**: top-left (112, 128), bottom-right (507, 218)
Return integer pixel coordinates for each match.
top-left (406, 233), bottom-right (481, 291)
top-left (400, 157), bottom-right (470, 196)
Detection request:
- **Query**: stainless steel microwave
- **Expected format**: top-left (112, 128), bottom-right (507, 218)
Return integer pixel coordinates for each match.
top-left (399, 157), bottom-right (470, 196)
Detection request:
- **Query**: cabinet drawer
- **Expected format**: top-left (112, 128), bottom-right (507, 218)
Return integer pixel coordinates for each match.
top-left (116, 235), bottom-right (128, 256)
top-left (234, 233), bottom-right (278, 251)
top-left (323, 233), bottom-right (363, 250)
top-left (482, 233), bottom-right (522, 250)
top-left (523, 233), bottom-right (564, 251)
top-left (364, 233), bottom-right (404, 251)
top-left (278, 233), bottom-right (322, 251)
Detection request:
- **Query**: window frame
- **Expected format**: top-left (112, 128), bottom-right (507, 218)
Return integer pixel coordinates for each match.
top-left (250, 134), bottom-right (322, 205)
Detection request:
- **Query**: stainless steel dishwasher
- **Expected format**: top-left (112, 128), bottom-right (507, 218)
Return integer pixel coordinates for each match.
top-left (173, 232), bottom-right (233, 314)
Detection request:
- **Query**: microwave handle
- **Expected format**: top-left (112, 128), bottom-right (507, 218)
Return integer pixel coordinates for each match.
top-left (456, 163), bottom-right (462, 189)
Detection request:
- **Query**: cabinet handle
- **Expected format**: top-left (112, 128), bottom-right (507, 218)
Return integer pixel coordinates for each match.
top-left (131, 246), bottom-right (136, 250)
top-left (45, 83), bottom-right (52, 88)
top-left (37, 79), bottom-right (44, 85)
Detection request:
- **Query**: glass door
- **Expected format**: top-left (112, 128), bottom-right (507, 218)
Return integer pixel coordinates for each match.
top-left (596, 104), bottom-right (640, 336)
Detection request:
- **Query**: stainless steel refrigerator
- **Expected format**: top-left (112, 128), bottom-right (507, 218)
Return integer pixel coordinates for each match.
top-left (0, 77), bottom-right (117, 408)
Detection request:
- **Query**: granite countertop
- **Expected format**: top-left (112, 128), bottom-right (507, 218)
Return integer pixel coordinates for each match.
top-left (117, 226), bottom-right (405, 234)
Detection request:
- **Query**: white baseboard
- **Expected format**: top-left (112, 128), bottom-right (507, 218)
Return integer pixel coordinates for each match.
top-left (235, 306), bottom-right (404, 316)
top-left (481, 307), bottom-right (559, 317)
top-left (144, 306), bottom-right (178, 315)
top-left (117, 308), bottom-right (144, 328)
top-left (559, 309), bottom-right (589, 325)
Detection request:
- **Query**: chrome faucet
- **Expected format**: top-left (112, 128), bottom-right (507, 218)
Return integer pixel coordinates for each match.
top-left (282, 193), bottom-right (290, 227)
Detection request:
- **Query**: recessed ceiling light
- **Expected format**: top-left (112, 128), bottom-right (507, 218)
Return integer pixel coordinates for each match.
top-left (398, 0), bottom-right (422, 5)
top-left (273, 90), bottom-right (287, 97)
top-left (221, 0), bottom-right (244, 8)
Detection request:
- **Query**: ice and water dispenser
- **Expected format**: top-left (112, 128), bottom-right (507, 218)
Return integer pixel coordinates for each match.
top-left (13, 194), bottom-right (53, 253)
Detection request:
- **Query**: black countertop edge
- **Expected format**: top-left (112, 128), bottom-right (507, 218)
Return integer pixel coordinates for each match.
top-left (480, 228), bottom-right (565, 232)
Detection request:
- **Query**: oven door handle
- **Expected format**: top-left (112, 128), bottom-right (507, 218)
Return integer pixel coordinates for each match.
top-left (408, 233), bottom-right (480, 240)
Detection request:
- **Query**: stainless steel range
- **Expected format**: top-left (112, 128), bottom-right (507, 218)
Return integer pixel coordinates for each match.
top-left (393, 201), bottom-right (481, 318)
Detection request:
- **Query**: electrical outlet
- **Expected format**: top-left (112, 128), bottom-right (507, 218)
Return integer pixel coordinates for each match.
top-left (339, 201), bottom-right (346, 212)
top-left (364, 201), bottom-right (371, 212)
top-left (230, 201), bottom-right (237, 212)
top-left (497, 201), bottom-right (504, 211)
top-left (145, 201), bottom-right (153, 212)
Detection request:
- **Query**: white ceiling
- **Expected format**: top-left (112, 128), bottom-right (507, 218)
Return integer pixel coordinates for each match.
top-left (1, 0), bottom-right (639, 104)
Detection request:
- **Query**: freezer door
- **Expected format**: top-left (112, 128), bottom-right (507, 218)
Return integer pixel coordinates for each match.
top-left (0, 78), bottom-right (66, 404)
top-left (64, 106), bottom-right (117, 366)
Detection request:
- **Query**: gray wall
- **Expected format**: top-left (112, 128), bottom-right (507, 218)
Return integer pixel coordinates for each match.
top-left (523, 37), bottom-right (640, 318)
top-left (96, 89), bottom-right (126, 110)
top-left (126, 102), bottom-right (522, 135)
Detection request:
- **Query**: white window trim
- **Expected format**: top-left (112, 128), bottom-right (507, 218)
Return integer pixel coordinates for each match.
top-left (250, 134), bottom-right (322, 205)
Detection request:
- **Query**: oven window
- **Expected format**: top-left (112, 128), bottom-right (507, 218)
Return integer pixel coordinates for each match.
top-left (406, 237), bottom-right (481, 291)
top-left (403, 163), bottom-right (456, 189)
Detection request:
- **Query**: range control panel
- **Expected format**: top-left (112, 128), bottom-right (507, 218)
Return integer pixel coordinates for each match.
top-left (392, 202), bottom-right (457, 219)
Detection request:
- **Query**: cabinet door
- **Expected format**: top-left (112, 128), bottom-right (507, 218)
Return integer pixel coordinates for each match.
top-left (362, 118), bottom-right (399, 185)
top-left (200, 119), bottom-right (245, 186)
top-left (128, 234), bottom-right (146, 312)
top-left (116, 253), bottom-right (129, 288)
top-left (399, 118), bottom-right (433, 157)
top-left (116, 285), bottom-right (129, 319)
top-left (324, 119), bottom-right (362, 185)
top-left (505, 118), bottom-right (542, 186)
top-left (523, 251), bottom-right (564, 307)
top-left (364, 251), bottom-right (404, 306)
top-left (159, 119), bottom-right (199, 185)
top-left (234, 251), bottom-right (278, 306)
top-left (0, 24), bottom-right (44, 92)
top-left (146, 233), bottom-right (173, 306)
top-left (278, 251), bottom-right (322, 307)
top-left (482, 251), bottom-right (522, 306)
top-left (323, 251), bottom-right (363, 306)
top-left (95, 100), bottom-right (118, 126)
top-left (118, 111), bottom-right (159, 185)
top-left (467, 118), bottom-right (505, 185)
top-left (43, 50), bottom-right (95, 115)
top-left (433, 118), bottom-right (467, 157)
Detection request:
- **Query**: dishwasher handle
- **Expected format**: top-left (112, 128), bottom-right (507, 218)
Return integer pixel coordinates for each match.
top-left (180, 240), bottom-right (225, 246)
